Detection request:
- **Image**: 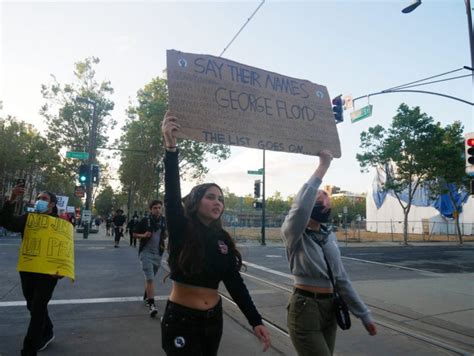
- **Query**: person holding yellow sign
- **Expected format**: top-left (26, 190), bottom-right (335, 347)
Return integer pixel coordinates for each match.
top-left (0, 185), bottom-right (73, 356)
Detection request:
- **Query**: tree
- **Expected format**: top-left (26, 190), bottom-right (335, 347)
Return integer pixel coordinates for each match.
top-left (94, 185), bottom-right (115, 217)
top-left (40, 57), bottom-right (115, 153)
top-left (425, 121), bottom-right (469, 244)
top-left (0, 116), bottom-right (81, 209)
top-left (39, 57), bottom-right (115, 211)
top-left (331, 196), bottom-right (366, 224)
top-left (357, 103), bottom-right (439, 245)
top-left (266, 191), bottom-right (291, 215)
top-left (118, 76), bottom-right (230, 208)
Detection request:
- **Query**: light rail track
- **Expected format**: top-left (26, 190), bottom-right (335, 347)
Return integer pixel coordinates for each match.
top-left (224, 265), bottom-right (473, 355)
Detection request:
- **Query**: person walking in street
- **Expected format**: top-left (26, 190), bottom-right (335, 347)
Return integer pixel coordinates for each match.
top-left (106, 214), bottom-right (113, 236)
top-left (127, 211), bottom-right (139, 247)
top-left (161, 111), bottom-right (271, 355)
top-left (281, 150), bottom-right (377, 356)
top-left (112, 209), bottom-right (126, 248)
top-left (133, 201), bottom-right (166, 317)
top-left (0, 185), bottom-right (63, 356)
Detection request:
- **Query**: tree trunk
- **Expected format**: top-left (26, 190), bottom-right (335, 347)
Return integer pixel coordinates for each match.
top-left (455, 213), bottom-right (463, 245)
top-left (403, 209), bottom-right (409, 245)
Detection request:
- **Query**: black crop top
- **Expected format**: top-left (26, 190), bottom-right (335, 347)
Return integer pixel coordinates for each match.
top-left (164, 150), bottom-right (262, 327)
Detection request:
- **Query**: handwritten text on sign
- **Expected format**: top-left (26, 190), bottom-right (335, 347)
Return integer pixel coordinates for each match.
top-left (17, 214), bottom-right (75, 281)
top-left (166, 50), bottom-right (341, 157)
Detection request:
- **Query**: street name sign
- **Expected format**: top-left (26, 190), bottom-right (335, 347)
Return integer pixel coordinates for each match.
top-left (82, 210), bottom-right (92, 223)
top-left (247, 168), bottom-right (264, 175)
top-left (350, 105), bottom-right (373, 123)
top-left (66, 151), bottom-right (89, 160)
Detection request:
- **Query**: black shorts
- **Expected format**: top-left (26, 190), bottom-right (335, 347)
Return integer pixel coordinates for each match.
top-left (161, 299), bottom-right (223, 356)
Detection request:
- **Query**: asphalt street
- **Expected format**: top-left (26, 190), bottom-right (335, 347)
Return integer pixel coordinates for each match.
top-left (1, 230), bottom-right (473, 355)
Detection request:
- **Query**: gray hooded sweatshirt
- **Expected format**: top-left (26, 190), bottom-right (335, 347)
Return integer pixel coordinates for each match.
top-left (281, 175), bottom-right (373, 325)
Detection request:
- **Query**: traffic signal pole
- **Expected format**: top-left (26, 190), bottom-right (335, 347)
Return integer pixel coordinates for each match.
top-left (82, 99), bottom-right (98, 239)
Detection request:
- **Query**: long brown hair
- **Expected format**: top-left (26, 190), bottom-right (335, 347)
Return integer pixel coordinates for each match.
top-left (169, 183), bottom-right (243, 276)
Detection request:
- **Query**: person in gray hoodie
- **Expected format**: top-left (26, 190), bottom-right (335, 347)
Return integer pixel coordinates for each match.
top-left (281, 150), bottom-right (377, 356)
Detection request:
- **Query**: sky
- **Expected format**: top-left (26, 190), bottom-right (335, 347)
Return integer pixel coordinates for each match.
top-left (1, 0), bottom-right (472, 199)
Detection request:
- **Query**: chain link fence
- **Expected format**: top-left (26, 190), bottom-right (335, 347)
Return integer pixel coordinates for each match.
top-left (221, 212), bottom-right (474, 243)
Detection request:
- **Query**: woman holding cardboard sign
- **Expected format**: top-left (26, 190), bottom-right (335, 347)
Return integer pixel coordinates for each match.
top-left (161, 110), bottom-right (271, 355)
top-left (281, 151), bottom-right (376, 356)
top-left (0, 186), bottom-right (62, 356)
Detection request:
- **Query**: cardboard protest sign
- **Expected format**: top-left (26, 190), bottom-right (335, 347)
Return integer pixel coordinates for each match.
top-left (17, 214), bottom-right (75, 281)
top-left (167, 49), bottom-right (341, 158)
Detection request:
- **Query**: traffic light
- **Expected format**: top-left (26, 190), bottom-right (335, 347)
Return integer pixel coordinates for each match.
top-left (332, 95), bottom-right (344, 124)
top-left (254, 180), bottom-right (261, 198)
top-left (466, 133), bottom-right (474, 176)
top-left (253, 201), bottom-right (262, 209)
top-left (91, 164), bottom-right (100, 184)
top-left (78, 164), bottom-right (90, 184)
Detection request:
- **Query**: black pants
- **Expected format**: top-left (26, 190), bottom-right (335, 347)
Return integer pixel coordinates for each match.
top-left (114, 227), bottom-right (123, 243)
top-left (20, 272), bottom-right (58, 356)
top-left (129, 232), bottom-right (136, 246)
top-left (161, 299), bottom-right (223, 356)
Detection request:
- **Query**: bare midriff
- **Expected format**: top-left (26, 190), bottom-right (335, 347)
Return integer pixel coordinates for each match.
top-left (294, 284), bottom-right (333, 294)
top-left (170, 281), bottom-right (220, 310)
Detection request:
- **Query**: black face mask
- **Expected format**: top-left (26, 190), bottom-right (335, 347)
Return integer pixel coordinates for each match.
top-left (311, 204), bottom-right (331, 223)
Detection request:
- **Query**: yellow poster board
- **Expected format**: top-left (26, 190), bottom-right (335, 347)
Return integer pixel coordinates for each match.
top-left (17, 213), bottom-right (75, 281)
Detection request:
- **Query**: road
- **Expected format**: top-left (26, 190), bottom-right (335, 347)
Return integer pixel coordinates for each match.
top-left (0, 231), bottom-right (473, 355)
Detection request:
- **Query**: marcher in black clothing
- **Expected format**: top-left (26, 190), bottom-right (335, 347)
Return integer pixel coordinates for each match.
top-left (127, 212), bottom-right (139, 247)
top-left (112, 209), bottom-right (126, 248)
top-left (106, 215), bottom-right (113, 236)
top-left (0, 186), bottom-right (62, 356)
top-left (161, 111), bottom-right (271, 355)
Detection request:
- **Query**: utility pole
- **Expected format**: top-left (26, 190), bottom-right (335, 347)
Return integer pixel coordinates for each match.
top-left (78, 97), bottom-right (98, 240)
top-left (261, 149), bottom-right (266, 246)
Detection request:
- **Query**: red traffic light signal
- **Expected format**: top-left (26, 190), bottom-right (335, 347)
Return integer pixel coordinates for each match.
top-left (466, 133), bottom-right (474, 176)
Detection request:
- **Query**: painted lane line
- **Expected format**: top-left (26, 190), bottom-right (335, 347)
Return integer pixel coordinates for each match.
top-left (0, 296), bottom-right (168, 307)
top-left (243, 261), bottom-right (293, 280)
top-left (341, 256), bottom-right (441, 275)
top-left (0, 289), bottom-right (277, 308)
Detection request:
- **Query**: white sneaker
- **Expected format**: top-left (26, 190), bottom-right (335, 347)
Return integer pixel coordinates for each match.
top-left (149, 304), bottom-right (158, 317)
top-left (37, 334), bottom-right (55, 352)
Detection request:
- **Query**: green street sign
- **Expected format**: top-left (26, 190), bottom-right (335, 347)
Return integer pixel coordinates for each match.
top-left (350, 104), bottom-right (373, 123)
top-left (66, 151), bottom-right (89, 160)
top-left (247, 168), bottom-right (264, 175)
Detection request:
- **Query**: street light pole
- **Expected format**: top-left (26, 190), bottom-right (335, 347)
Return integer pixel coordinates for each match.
top-left (78, 98), bottom-right (98, 240)
top-left (465, 0), bottom-right (474, 72)
top-left (402, 0), bottom-right (474, 75)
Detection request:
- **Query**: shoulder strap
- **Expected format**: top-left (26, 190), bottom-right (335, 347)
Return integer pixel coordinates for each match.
top-left (314, 237), bottom-right (336, 288)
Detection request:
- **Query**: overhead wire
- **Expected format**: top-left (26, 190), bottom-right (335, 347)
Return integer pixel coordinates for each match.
top-left (219, 0), bottom-right (265, 57)
top-left (383, 74), bottom-right (473, 91)
top-left (384, 67), bottom-right (467, 91)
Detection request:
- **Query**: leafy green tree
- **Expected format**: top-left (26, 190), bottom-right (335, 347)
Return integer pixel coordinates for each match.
top-left (40, 57), bottom-right (115, 153)
top-left (94, 185), bottom-right (115, 217)
top-left (331, 196), bottom-right (366, 224)
top-left (118, 76), bottom-right (230, 208)
top-left (425, 121), bottom-right (469, 244)
top-left (357, 103), bottom-right (439, 245)
top-left (39, 57), bottom-right (115, 210)
top-left (0, 116), bottom-right (81, 209)
top-left (266, 191), bottom-right (291, 215)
